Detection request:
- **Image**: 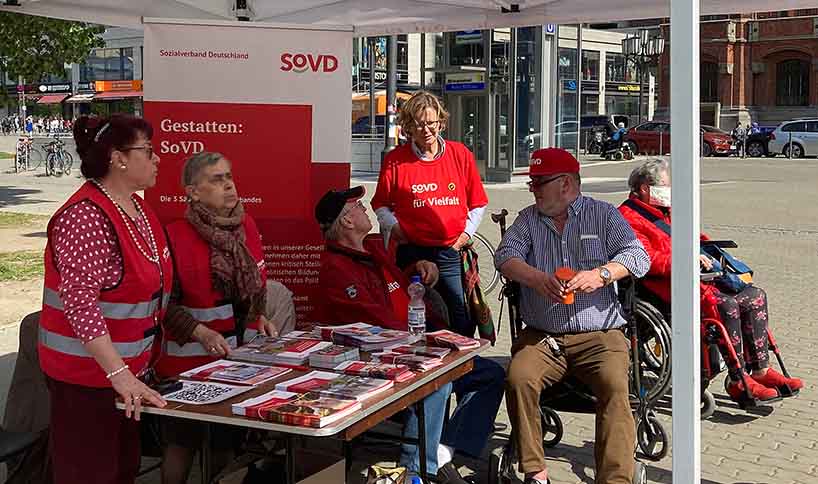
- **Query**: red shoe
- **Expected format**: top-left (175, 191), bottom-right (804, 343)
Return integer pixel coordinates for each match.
top-left (727, 375), bottom-right (780, 403)
top-left (752, 368), bottom-right (803, 393)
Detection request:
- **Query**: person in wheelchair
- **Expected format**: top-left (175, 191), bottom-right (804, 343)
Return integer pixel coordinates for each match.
top-left (618, 159), bottom-right (803, 405)
top-left (314, 186), bottom-right (505, 484)
top-left (496, 148), bottom-right (650, 484)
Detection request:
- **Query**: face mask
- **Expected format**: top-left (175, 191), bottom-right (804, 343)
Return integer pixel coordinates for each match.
top-left (649, 185), bottom-right (671, 207)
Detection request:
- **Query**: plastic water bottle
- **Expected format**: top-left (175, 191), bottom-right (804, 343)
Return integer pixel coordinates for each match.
top-left (407, 275), bottom-right (426, 337)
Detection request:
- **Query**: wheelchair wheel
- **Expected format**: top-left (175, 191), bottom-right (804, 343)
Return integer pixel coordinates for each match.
top-left (633, 461), bottom-right (648, 484)
top-left (488, 445), bottom-right (514, 484)
top-left (471, 231), bottom-right (500, 296)
top-left (701, 389), bottom-right (716, 419)
top-left (634, 300), bottom-right (672, 404)
top-left (539, 407), bottom-right (563, 448)
top-left (637, 415), bottom-right (668, 461)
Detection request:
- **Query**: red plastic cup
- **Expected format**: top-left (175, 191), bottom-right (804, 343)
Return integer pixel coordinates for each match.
top-left (554, 267), bottom-right (577, 304)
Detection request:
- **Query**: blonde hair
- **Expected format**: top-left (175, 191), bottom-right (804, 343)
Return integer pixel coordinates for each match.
top-left (398, 91), bottom-right (449, 136)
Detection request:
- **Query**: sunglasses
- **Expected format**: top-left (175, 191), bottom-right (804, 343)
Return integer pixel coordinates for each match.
top-left (526, 174), bottom-right (566, 189)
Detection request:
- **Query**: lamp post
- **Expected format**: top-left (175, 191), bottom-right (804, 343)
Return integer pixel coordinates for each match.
top-left (621, 29), bottom-right (664, 124)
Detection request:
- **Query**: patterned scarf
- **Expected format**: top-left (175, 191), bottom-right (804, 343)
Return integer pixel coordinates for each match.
top-left (462, 244), bottom-right (496, 344)
top-left (185, 201), bottom-right (265, 325)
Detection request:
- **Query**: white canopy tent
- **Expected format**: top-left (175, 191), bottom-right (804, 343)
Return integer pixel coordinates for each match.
top-left (0, 0), bottom-right (814, 34)
top-left (3, 1), bottom-right (812, 482)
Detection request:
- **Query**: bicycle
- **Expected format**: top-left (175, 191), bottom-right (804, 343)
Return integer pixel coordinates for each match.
top-left (471, 231), bottom-right (500, 296)
top-left (44, 137), bottom-right (74, 177)
top-left (14, 137), bottom-right (44, 172)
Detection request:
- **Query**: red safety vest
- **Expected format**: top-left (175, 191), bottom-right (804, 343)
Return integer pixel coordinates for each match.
top-left (39, 182), bottom-right (173, 388)
top-left (155, 215), bottom-right (266, 377)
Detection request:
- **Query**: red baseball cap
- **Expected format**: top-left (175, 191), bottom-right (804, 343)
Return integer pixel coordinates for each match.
top-left (528, 148), bottom-right (580, 177)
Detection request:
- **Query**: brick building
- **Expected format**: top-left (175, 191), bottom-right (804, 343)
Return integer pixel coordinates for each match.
top-left (656, 10), bottom-right (818, 128)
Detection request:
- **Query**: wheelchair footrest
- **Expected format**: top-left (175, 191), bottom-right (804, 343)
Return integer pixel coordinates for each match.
top-left (735, 394), bottom-right (782, 411)
top-left (778, 385), bottom-right (800, 398)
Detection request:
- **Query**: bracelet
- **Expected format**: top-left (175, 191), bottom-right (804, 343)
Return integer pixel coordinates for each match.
top-left (106, 364), bottom-right (129, 380)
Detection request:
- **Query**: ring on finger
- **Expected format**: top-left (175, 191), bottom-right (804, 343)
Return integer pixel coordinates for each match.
top-left (133, 395), bottom-right (142, 401)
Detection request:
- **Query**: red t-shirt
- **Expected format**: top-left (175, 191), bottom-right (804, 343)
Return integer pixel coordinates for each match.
top-left (371, 141), bottom-right (488, 247)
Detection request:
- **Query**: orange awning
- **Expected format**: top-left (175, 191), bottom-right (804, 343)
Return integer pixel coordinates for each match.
top-left (36, 94), bottom-right (69, 104)
top-left (94, 90), bottom-right (143, 100)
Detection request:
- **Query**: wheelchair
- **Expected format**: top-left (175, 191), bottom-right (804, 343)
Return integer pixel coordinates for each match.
top-left (659, 240), bottom-right (800, 418)
top-left (488, 210), bottom-right (672, 484)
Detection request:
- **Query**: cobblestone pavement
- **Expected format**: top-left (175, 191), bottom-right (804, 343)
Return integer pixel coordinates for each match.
top-left (1, 134), bottom-right (816, 483)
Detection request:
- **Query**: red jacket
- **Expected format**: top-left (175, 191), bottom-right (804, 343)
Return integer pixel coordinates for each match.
top-left (40, 182), bottom-right (173, 388)
top-left (316, 234), bottom-right (445, 330)
top-left (155, 215), bottom-right (266, 377)
top-left (618, 195), bottom-right (713, 304)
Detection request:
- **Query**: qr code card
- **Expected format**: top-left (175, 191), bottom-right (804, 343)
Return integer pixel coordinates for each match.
top-left (164, 381), bottom-right (252, 405)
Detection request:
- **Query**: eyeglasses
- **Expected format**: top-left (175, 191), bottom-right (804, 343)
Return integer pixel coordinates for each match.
top-left (526, 175), bottom-right (566, 189)
top-left (339, 200), bottom-right (364, 218)
top-left (413, 120), bottom-right (440, 131)
top-left (121, 144), bottom-right (154, 158)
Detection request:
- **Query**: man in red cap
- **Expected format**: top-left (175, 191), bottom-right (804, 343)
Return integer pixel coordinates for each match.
top-left (495, 148), bottom-right (650, 484)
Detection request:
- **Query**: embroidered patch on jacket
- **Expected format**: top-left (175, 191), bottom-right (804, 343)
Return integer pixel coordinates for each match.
top-left (345, 285), bottom-right (358, 299)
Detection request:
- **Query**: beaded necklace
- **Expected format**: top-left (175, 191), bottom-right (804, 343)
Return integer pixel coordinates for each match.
top-left (90, 179), bottom-right (159, 264)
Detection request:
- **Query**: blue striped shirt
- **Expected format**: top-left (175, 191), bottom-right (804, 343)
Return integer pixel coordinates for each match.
top-left (495, 195), bottom-right (650, 334)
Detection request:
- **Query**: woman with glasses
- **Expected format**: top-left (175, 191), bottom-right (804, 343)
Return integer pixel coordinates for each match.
top-left (371, 91), bottom-right (505, 469)
top-left (371, 90), bottom-right (488, 338)
top-left (40, 114), bottom-right (172, 484)
top-left (157, 151), bottom-right (276, 484)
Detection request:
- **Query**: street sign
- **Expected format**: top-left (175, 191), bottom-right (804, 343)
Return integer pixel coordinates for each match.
top-left (455, 30), bottom-right (483, 45)
top-left (545, 24), bottom-right (556, 35)
top-left (445, 72), bottom-right (486, 91)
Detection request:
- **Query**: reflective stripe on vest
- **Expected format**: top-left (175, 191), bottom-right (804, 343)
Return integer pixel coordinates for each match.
top-left (39, 326), bottom-right (154, 358)
top-left (43, 287), bottom-right (169, 320)
top-left (164, 328), bottom-right (259, 357)
top-left (179, 304), bottom-right (234, 322)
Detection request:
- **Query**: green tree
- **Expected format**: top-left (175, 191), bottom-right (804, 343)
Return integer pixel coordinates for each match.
top-left (0, 12), bottom-right (104, 87)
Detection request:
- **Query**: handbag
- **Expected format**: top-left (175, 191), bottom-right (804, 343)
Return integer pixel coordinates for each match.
top-left (366, 465), bottom-right (407, 484)
top-left (701, 245), bottom-right (753, 294)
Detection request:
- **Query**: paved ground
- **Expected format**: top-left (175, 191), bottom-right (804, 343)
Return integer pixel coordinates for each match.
top-left (1, 134), bottom-right (816, 483)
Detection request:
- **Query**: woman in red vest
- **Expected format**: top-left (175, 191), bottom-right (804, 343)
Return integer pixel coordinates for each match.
top-left (40, 115), bottom-right (172, 484)
top-left (158, 151), bottom-right (271, 484)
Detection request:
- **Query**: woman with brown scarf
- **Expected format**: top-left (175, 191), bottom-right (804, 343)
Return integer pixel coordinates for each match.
top-left (157, 151), bottom-right (274, 484)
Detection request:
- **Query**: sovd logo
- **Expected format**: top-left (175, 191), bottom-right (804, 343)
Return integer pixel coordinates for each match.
top-left (280, 53), bottom-right (338, 73)
top-left (411, 183), bottom-right (438, 194)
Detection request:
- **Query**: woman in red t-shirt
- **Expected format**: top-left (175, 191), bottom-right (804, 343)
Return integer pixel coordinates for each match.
top-left (371, 91), bottom-right (488, 337)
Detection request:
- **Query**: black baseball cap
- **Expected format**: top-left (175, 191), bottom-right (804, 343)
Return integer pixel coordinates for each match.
top-left (315, 185), bottom-right (366, 231)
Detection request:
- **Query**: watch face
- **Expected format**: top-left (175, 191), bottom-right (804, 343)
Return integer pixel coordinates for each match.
top-left (600, 268), bottom-right (611, 280)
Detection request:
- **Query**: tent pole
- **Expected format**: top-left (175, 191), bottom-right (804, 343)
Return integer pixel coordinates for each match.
top-left (670, 0), bottom-right (701, 482)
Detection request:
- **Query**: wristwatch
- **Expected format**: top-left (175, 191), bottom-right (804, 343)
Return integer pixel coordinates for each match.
top-left (597, 266), bottom-right (612, 286)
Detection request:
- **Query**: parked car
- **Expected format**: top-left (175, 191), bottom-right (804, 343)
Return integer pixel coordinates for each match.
top-left (524, 120), bottom-right (578, 153)
top-left (766, 119), bottom-right (818, 158)
top-left (744, 130), bottom-right (774, 158)
top-left (352, 115), bottom-right (386, 135)
top-left (523, 115), bottom-right (629, 154)
top-left (624, 121), bottom-right (735, 157)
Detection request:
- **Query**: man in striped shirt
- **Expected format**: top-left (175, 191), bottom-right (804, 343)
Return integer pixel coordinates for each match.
top-left (495, 148), bottom-right (650, 484)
